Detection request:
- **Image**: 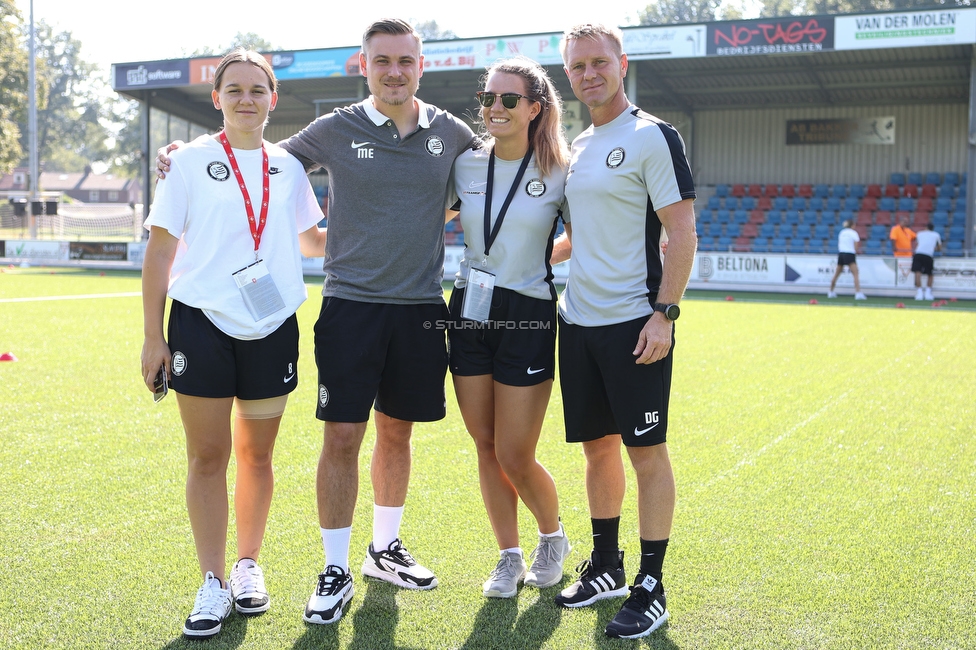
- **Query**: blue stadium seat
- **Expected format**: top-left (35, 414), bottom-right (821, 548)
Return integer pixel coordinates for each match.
top-left (865, 240), bottom-right (882, 255)
top-left (791, 197), bottom-right (807, 210)
top-left (951, 210), bottom-right (966, 224)
top-left (444, 219), bottom-right (456, 232)
top-left (717, 209), bottom-right (731, 224)
top-left (740, 196), bottom-right (756, 211)
top-left (931, 211), bottom-right (949, 228)
top-left (907, 172), bottom-right (923, 186)
top-left (890, 172), bottom-right (906, 186)
top-left (939, 184), bottom-right (956, 198)
top-left (879, 197), bottom-right (897, 212)
top-left (869, 224), bottom-right (887, 239)
top-left (759, 223), bottom-right (776, 238)
top-left (734, 209), bottom-right (749, 224)
top-left (708, 222), bottom-right (724, 237)
top-left (752, 237), bottom-right (769, 253)
top-left (839, 210), bottom-right (855, 224)
top-left (699, 236), bottom-right (715, 251)
top-left (953, 197), bottom-right (967, 211)
top-left (707, 196), bottom-right (722, 210)
top-left (946, 240), bottom-right (964, 256)
top-left (808, 197), bottom-right (824, 211)
top-left (784, 210), bottom-right (800, 225)
top-left (945, 172), bottom-right (960, 186)
top-left (771, 238), bottom-right (788, 253)
top-left (773, 197), bottom-right (789, 211)
top-left (820, 211), bottom-right (837, 226)
top-left (849, 184), bottom-right (866, 199)
top-left (826, 196), bottom-right (841, 211)
top-left (695, 221), bottom-right (707, 236)
top-left (925, 172), bottom-right (941, 186)
top-left (948, 225), bottom-right (965, 240)
top-left (801, 210), bottom-right (819, 225)
top-left (808, 240), bottom-right (827, 254)
top-left (795, 224), bottom-right (814, 240)
top-left (725, 196), bottom-right (739, 209)
top-left (715, 184), bottom-right (729, 197)
top-left (717, 236), bottom-right (733, 250)
top-left (827, 239), bottom-right (839, 254)
top-left (957, 183), bottom-right (966, 198)
top-left (788, 239), bottom-right (806, 253)
top-left (726, 223), bottom-right (741, 238)
top-left (813, 184), bottom-right (829, 198)
top-left (831, 184), bottom-right (847, 198)
top-left (935, 197), bottom-right (952, 212)
top-left (698, 209), bottom-right (713, 223)
top-left (766, 210), bottom-right (782, 225)
top-left (814, 224), bottom-right (830, 240)
top-left (843, 197), bottom-right (861, 211)
top-left (898, 197), bottom-right (916, 212)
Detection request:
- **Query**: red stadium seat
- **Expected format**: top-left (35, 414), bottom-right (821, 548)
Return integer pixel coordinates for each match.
top-left (741, 223), bottom-right (758, 237)
top-left (911, 212), bottom-right (930, 228)
top-left (731, 184), bottom-right (746, 198)
top-left (763, 184), bottom-right (779, 197)
top-left (873, 211), bottom-right (892, 226)
top-left (757, 196), bottom-right (771, 210)
top-left (866, 184), bottom-right (882, 198)
top-left (920, 184), bottom-right (938, 198)
top-left (860, 196), bottom-right (877, 211)
top-left (780, 184), bottom-right (796, 198)
top-left (749, 210), bottom-right (766, 224)
top-left (856, 211), bottom-right (874, 225)
top-left (903, 184), bottom-right (919, 198)
top-left (915, 197), bottom-right (933, 212)
top-left (748, 184), bottom-right (762, 198)
top-left (798, 184), bottom-right (813, 198)
top-left (884, 184), bottom-right (901, 198)
top-left (735, 237), bottom-right (751, 251)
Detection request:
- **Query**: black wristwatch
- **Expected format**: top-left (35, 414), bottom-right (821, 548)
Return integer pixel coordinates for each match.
top-left (652, 302), bottom-right (680, 321)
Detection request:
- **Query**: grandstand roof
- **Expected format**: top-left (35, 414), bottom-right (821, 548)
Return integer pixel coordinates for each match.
top-left (112, 9), bottom-right (976, 128)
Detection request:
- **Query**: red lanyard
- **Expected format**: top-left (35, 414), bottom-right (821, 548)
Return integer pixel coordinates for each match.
top-left (218, 131), bottom-right (269, 254)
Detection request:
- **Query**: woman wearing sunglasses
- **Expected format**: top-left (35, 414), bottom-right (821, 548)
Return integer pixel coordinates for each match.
top-left (446, 56), bottom-right (571, 598)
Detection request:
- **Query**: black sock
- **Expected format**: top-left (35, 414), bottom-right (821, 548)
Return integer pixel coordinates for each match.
top-left (591, 517), bottom-right (620, 568)
top-left (639, 538), bottom-right (669, 583)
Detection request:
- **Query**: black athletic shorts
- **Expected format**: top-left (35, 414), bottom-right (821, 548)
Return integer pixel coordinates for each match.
top-left (313, 297), bottom-right (449, 423)
top-left (837, 252), bottom-right (857, 267)
top-left (911, 253), bottom-right (934, 275)
top-left (166, 300), bottom-right (299, 400)
top-left (447, 286), bottom-right (556, 386)
top-left (558, 314), bottom-right (673, 447)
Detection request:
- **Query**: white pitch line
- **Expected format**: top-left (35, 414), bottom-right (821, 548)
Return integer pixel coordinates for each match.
top-left (0, 292), bottom-right (142, 303)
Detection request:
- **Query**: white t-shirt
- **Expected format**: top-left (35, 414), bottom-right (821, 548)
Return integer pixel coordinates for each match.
top-left (914, 229), bottom-right (942, 257)
top-left (837, 227), bottom-right (860, 254)
top-left (145, 135), bottom-right (322, 339)
top-left (450, 147), bottom-right (568, 301)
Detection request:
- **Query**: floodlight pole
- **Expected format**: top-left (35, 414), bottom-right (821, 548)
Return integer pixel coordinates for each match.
top-left (28, 0), bottom-right (38, 239)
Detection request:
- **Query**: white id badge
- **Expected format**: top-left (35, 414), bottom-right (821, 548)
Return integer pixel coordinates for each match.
top-left (461, 267), bottom-right (495, 323)
top-left (233, 259), bottom-right (286, 321)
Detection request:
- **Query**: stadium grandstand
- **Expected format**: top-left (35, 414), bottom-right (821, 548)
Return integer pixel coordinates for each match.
top-left (4, 7), bottom-right (975, 296)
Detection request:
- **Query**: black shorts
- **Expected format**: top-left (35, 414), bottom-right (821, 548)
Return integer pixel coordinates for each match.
top-left (166, 300), bottom-right (299, 400)
top-left (837, 252), bottom-right (857, 267)
top-left (447, 287), bottom-right (556, 386)
top-left (313, 297), bottom-right (448, 423)
top-left (911, 253), bottom-right (934, 275)
top-left (558, 315), bottom-right (673, 447)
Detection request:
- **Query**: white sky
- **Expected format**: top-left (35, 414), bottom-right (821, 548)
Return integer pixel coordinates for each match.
top-left (16, 0), bottom-right (648, 75)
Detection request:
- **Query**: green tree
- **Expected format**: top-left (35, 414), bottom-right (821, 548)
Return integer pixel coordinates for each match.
top-left (0, 0), bottom-right (29, 173)
top-left (187, 32), bottom-right (279, 57)
top-left (413, 19), bottom-right (457, 40)
top-left (106, 97), bottom-right (142, 179)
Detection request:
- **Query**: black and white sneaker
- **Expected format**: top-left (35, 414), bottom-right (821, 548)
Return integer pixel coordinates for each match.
top-left (303, 565), bottom-right (354, 625)
top-left (604, 573), bottom-right (669, 639)
top-left (229, 558), bottom-right (270, 615)
top-left (183, 571), bottom-right (233, 639)
top-left (361, 538), bottom-right (438, 590)
top-left (554, 550), bottom-right (628, 608)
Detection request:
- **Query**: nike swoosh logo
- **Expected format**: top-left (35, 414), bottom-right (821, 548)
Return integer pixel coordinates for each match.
top-left (634, 423), bottom-right (659, 436)
top-left (526, 367), bottom-right (545, 375)
top-left (284, 373), bottom-right (296, 383)
top-left (351, 141), bottom-right (374, 148)
top-left (268, 167), bottom-right (282, 175)
top-left (468, 181), bottom-right (487, 188)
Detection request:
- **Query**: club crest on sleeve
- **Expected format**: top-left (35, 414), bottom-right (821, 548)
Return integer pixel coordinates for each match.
top-left (207, 162), bottom-right (230, 181)
top-left (525, 179), bottom-right (546, 197)
top-left (425, 135), bottom-right (445, 157)
top-left (606, 148), bottom-right (625, 169)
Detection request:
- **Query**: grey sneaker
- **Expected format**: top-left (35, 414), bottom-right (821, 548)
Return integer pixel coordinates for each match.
top-left (482, 551), bottom-right (527, 598)
top-left (229, 558), bottom-right (269, 614)
top-left (525, 523), bottom-right (571, 588)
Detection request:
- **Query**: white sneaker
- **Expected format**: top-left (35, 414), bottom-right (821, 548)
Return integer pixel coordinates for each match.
top-left (924, 288), bottom-right (934, 301)
top-left (361, 538), bottom-right (437, 590)
top-left (525, 522), bottom-right (571, 588)
top-left (304, 565), bottom-right (353, 625)
top-left (483, 551), bottom-right (527, 598)
top-left (183, 571), bottom-right (233, 639)
top-left (229, 558), bottom-right (269, 614)
top-left (915, 288), bottom-right (925, 301)
top-left (827, 291), bottom-right (838, 298)
top-left (854, 292), bottom-right (867, 300)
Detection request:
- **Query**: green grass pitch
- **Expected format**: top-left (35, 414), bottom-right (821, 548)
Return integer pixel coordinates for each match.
top-left (1, 268), bottom-right (974, 649)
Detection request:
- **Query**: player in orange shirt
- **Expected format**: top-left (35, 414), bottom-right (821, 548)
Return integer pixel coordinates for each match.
top-left (889, 213), bottom-right (916, 257)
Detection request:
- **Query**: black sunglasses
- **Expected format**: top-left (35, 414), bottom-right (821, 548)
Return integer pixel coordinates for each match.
top-left (476, 92), bottom-right (530, 109)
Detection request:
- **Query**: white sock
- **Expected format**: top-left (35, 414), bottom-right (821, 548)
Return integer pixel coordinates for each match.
top-left (372, 504), bottom-right (404, 551)
top-left (539, 526), bottom-right (563, 538)
top-left (501, 547), bottom-right (523, 558)
top-left (321, 526), bottom-right (351, 573)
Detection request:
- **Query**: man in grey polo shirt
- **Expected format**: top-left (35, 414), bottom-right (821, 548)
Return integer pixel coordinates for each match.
top-left (551, 23), bottom-right (697, 640)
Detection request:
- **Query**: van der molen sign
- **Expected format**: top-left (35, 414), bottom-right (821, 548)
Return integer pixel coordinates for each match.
top-left (787, 117), bottom-right (895, 145)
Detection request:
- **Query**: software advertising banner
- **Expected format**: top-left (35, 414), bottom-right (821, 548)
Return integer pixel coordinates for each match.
top-left (834, 8), bottom-right (976, 50)
top-left (707, 16), bottom-right (834, 56)
top-left (2, 240), bottom-right (68, 260)
top-left (112, 60), bottom-right (190, 90)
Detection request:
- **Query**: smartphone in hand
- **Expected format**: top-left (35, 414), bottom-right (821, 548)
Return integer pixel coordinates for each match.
top-left (153, 367), bottom-right (168, 402)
